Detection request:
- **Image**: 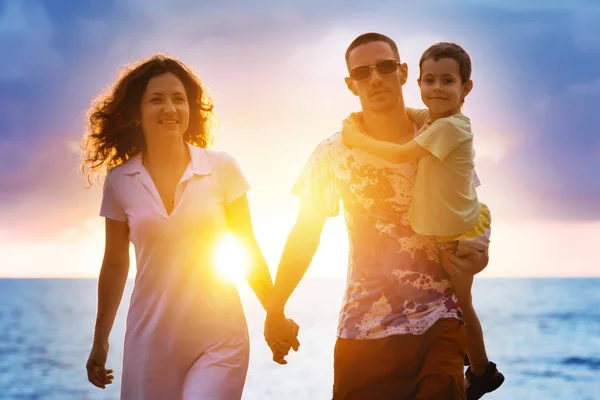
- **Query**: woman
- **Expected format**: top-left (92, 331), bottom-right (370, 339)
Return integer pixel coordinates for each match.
top-left (82, 54), bottom-right (297, 399)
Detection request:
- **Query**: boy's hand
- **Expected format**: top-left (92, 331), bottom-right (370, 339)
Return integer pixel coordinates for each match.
top-left (341, 128), bottom-right (362, 148)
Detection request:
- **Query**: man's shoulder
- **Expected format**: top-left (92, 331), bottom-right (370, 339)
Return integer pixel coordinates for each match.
top-left (307, 132), bottom-right (344, 158)
top-left (318, 132), bottom-right (343, 148)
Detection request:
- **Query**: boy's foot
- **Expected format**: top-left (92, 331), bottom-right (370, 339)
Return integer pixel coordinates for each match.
top-left (465, 361), bottom-right (505, 400)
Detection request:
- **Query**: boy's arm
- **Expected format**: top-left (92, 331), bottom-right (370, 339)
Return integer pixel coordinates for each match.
top-left (406, 107), bottom-right (429, 128)
top-left (353, 134), bottom-right (431, 164)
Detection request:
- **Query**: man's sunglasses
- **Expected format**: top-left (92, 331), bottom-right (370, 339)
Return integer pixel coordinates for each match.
top-left (349, 59), bottom-right (401, 81)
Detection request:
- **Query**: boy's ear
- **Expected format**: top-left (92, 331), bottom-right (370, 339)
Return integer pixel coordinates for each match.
top-left (344, 76), bottom-right (359, 96)
top-left (463, 79), bottom-right (473, 98)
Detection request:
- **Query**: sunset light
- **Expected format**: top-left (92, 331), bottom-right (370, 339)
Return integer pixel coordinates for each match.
top-left (214, 233), bottom-right (249, 283)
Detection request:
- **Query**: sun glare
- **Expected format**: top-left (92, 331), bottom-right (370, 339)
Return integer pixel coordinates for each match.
top-left (214, 234), bottom-right (248, 283)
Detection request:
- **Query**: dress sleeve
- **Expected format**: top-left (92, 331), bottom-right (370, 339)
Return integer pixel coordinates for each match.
top-left (220, 152), bottom-right (252, 205)
top-left (99, 169), bottom-right (127, 221)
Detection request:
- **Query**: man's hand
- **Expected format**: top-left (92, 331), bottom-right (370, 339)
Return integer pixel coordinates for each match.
top-left (441, 242), bottom-right (489, 276)
top-left (264, 313), bottom-right (300, 365)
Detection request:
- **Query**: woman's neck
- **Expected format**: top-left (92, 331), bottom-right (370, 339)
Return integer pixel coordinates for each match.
top-left (144, 138), bottom-right (189, 169)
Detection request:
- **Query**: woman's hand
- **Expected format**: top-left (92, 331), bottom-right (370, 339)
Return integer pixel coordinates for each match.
top-left (86, 341), bottom-right (114, 389)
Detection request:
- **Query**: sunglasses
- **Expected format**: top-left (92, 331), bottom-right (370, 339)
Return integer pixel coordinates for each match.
top-left (349, 59), bottom-right (401, 81)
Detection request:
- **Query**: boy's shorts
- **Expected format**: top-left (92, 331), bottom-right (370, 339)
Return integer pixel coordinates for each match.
top-left (438, 203), bottom-right (491, 252)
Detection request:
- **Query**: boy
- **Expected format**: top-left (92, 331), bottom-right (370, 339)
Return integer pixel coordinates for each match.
top-left (341, 42), bottom-right (504, 400)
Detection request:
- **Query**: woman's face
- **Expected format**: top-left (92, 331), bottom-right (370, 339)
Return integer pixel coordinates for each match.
top-left (139, 72), bottom-right (190, 142)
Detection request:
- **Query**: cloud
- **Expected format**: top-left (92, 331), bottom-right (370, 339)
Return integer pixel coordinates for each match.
top-left (567, 79), bottom-right (600, 96)
top-left (572, 9), bottom-right (600, 52)
top-left (0, 0), bottom-right (61, 80)
top-left (0, 133), bottom-right (102, 239)
top-left (1, 0), bottom-right (600, 242)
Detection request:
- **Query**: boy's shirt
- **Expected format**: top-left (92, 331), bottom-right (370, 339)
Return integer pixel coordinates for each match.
top-left (411, 110), bottom-right (481, 237)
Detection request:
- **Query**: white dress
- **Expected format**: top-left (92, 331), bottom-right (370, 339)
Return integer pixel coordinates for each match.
top-left (100, 143), bottom-right (251, 400)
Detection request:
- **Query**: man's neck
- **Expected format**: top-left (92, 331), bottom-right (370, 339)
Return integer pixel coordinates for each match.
top-left (362, 104), bottom-right (414, 144)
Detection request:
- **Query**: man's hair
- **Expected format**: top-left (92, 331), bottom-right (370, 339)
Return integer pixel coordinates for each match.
top-left (345, 32), bottom-right (400, 67)
top-left (419, 42), bottom-right (472, 83)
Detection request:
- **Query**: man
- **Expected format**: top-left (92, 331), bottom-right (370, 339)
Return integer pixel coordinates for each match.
top-left (264, 32), bottom-right (489, 399)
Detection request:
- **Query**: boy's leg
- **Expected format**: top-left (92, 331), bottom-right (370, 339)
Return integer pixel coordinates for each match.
top-left (458, 294), bottom-right (489, 375)
top-left (444, 248), bottom-right (505, 399)
top-left (445, 269), bottom-right (489, 375)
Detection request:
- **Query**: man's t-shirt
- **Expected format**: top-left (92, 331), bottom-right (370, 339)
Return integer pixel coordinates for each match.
top-left (292, 113), bottom-right (461, 340)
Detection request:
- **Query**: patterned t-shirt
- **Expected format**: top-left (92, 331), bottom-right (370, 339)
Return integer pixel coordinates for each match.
top-left (292, 113), bottom-right (461, 340)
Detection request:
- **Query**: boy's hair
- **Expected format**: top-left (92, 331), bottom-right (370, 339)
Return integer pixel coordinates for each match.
top-left (345, 32), bottom-right (400, 67)
top-left (419, 42), bottom-right (472, 83)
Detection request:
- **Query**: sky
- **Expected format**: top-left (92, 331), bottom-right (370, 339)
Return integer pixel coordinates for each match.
top-left (0, 0), bottom-right (598, 278)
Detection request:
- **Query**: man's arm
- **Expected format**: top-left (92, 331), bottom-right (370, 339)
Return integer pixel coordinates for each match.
top-left (264, 199), bottom-right (328, 363)
top-left (269, 200), bottom-right (328, 312)
top-left (441, 242), bottom-right (489, 276)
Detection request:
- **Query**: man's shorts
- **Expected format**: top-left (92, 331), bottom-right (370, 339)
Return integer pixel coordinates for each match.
top-left (332, 318), bottom-right (467, 400)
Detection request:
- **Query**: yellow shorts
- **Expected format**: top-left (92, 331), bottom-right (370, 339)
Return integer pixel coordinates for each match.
top-left (438, 203), bottom-right (491, 247)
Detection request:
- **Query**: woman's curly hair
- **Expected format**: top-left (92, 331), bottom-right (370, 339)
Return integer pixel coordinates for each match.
top-left (81, 54), bottom-right (215, 185)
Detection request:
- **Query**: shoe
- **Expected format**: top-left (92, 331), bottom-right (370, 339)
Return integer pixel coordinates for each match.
top-left (465, 361), bottom-right (505, 400)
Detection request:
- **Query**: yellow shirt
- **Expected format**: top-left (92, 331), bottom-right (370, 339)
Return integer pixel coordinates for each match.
top-left (410, 111), bottom-right (480, 236)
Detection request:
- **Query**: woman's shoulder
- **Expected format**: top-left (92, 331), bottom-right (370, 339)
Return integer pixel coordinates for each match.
top-left (105, 153), bottom-right (142, 180)
top-left (197, 147), bottom-right (238, 166)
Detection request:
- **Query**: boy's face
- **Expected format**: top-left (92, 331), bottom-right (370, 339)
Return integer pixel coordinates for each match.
top-left (418, 57), bottom-right (472, 118)
top-left (345, 41), bottom-right (407, 114)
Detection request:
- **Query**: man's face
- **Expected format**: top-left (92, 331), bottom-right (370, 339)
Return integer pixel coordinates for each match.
top-left (345, 41), bottom-right (407, 114)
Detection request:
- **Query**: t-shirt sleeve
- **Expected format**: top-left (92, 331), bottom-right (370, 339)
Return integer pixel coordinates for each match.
top-left (99, 169), bottom-right (127, 221)
top-left (413, 117), bottom-right (472, 161)
top-left (291, 141), bottom-right (340, 217)
top-left (220, 152), bottom-right (252, 205)
top-left (473, 169), bottom-right (481, 188)
top-left (407, 107), bottom-right (429, 128)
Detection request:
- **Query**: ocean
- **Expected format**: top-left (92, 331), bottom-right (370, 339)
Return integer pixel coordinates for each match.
top-left (0, 278), bottom-right (598, 399)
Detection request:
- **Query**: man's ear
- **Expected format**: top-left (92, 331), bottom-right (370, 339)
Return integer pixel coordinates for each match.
top-left (399, 62), bottom-right (408, 85)
top-left (344, 76), bottom-right (358, 96)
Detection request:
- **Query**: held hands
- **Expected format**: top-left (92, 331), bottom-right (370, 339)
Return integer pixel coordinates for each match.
top-left (86, 341), bottom-right (114, 389)
top-left (264, 313), bottom-right (300, 365)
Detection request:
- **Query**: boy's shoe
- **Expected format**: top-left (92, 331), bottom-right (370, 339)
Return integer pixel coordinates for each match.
top-left (465, 361), bottom-right (505, 400)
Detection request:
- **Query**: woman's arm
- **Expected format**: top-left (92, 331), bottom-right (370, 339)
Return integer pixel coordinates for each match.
top-left (225, 193), bottom-right (274, 311)
top-left (93, 218), bottom-right (130, 345)
top-left (86, 218), bottom-right (129, 388)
